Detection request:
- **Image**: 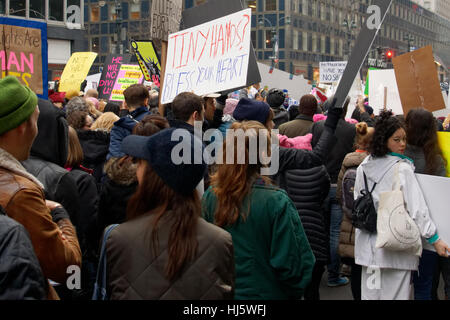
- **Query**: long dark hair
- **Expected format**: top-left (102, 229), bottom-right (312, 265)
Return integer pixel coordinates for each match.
top-left (127, 163), bottom-right (199, 281)
top-left (406, 108), bottom-right (446, 175)
top-left (127, 114), bottom-right (197, 281)
top-left (369, 110), bottom-right (405, 157)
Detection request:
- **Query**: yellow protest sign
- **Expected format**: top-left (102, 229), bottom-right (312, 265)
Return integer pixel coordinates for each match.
top-left (131, 41), bottom-right (161, 85)
top-left (59, 52), bottom-right (98, 93)
top-left (437, 131), bottom-right (450, 177)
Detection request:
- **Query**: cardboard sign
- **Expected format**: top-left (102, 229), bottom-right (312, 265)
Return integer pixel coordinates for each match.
top-left (150, 0), bottom-right (182, 41)
top-left (393, 46), bottom-right (446, 115)
top-left (437, 132), bottom-right (450, 177)
top-left (0, 17), bottom-right (48, 98)
top-left (161, 9), bottom-right (252, 104)
top-left (59, 52), bottom-right (98, 93)
top-left (109, 64), bottom-right (144, 102)
top-left (257, 62), bottom-right (311, 102)
top-left (97, 54), bottom-right (131, 100)
top-left (181, 0), bottom-right (261, 94)
top-left (416, 174), bottom-right (450, 247)
top-left (131, 41), bottom-right (161, 86)
top-left (319, 61), bottom-right (347, 83)
top-left (334, 0), bottom-right (393, 109)
top-left (369, 69), bottom-right (403, 115)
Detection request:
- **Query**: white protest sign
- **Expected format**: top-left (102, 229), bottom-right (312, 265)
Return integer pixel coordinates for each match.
top-left (416, 174), bottom-right (450, 248)
top-left (151, 0), bottom-right (182, 41)
top-left (257, 62), bottom-right (311, 101)
top-left (161, 8), bottom-right (252, 104)
top-left (319, 61), bottom-right (347, 83)
top-left (369, 69), bottom-right (403, 115)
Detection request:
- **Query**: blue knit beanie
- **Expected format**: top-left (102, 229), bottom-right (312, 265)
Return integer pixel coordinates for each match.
top-left (233, 98), bottom-right (270, 125)
top-left (121, 127), bottom-right (206, 195)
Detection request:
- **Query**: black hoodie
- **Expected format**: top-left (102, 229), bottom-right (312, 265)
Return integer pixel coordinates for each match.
top-left (22, 99), bottom-right (80, 225)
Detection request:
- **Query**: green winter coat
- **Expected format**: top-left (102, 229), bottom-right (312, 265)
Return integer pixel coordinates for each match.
top-left (202, 183), bottom-right (315, 300)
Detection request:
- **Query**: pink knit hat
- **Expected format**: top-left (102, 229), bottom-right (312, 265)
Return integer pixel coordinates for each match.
top-left (223, 98), bottom-right (239, 115)
top-left (86, 97), bottom-right (99, 110)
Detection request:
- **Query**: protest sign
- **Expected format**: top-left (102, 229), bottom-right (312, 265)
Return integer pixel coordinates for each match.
top-left (0, 17), bottom-right (48, 98)
top-left (97, 54), bottom-right (131, 100)
top-left (319, 61), bottom-right (347, 84)
top-left (109, 64), bottom-right (144, 102)
top-left (59, 52), bottom-right (98, 93)
top-left (369, 69), bottom-right (403, 115)
top-left (393, 46), bottom-right (446, 115)
top-left (161, 8), bottom-right (252, 104)
top-left (437, 132), bottom-right (450, 177)
top-left (131, 41), bottom-right (161, 86)
top-left (181, 0), bottom-right (260, 93)
top-left (151, 0), bottom-right (182, 42)
top-left (257, 62), bottom-right (311, 102)
top-left (416, 174), bottom-right (450, 247)
top-left (334, 0), bottom-right (393, 109)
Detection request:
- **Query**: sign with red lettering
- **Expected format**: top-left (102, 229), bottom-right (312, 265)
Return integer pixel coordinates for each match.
top-left (151, 0), bottom-right (182, 42)
top-left (0, 17), bottom-right (48, 98)
top-left (161, 8), bottom-right (251, 104)
top-left (97, 54), bottom-right (132, 100)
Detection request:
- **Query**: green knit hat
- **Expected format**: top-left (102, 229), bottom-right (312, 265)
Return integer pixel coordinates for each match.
top-left (0, 76), bottom-right (38, 135)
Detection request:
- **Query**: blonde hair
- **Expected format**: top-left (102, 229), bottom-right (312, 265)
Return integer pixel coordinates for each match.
top-left (66, 126), bottom-right (84, 168)
top-left (355, 122), bottom-right (374, 150)
top-left (86, 99), bottom-right (102, 118)
top-left (98, 100), bottom-right (107, 113)
top-left (91, 112), bottom-right (120, 132)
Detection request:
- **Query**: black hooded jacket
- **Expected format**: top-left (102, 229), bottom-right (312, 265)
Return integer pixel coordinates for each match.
top-left (0, 206), bottom-right (46, 300)
top-left (22, 99), bottom-right (80, 225)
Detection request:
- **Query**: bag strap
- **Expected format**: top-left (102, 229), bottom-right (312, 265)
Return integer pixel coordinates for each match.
top-left (92, 224), bottom-right (119, 300)
top-left (363, 171), bottom-right (377, 194)
top-left (392, 162), bottom-right (401, 191)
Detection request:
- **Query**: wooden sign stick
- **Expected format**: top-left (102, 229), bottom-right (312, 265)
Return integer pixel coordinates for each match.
top-left (383, 86), bottom-right (388, 111)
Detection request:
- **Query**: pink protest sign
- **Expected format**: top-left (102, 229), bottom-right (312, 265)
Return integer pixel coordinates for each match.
top-left (109, 64), bottom-right (144, 102)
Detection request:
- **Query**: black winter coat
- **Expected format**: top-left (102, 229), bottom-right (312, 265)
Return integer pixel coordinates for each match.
top-left (277, 166), bottom-right (331, 263)
top-left (311, 119), bottom-right (355, 184)
top-left (76, 130), bottom-right (110, 186)
top-left (0, 207), bottom-right (46, 300)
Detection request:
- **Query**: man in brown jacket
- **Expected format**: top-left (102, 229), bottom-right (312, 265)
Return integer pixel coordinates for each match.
top-left (0, 76), bottom-right (81, 300)
top-left (278, 94), bottom-right (318, 138)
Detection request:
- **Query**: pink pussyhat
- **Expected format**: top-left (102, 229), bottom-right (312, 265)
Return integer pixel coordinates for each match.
top-left (224, 98), bottom-right (239, 116)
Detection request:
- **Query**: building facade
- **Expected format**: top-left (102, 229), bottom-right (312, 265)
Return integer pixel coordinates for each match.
top-left (83, 0), bottom-right (152, 72)
top-left (412, 0), bottom-right (450, 22)
top-left (0, 0), bottom-right (86, 81)
top-left (184, 0), bottom-right (450, 82)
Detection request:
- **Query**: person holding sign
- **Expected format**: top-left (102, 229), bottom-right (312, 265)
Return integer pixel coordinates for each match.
top-left (354, 111), bottom-right (449, 300)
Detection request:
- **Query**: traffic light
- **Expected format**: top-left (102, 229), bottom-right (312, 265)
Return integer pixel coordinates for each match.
top-left (386, 50), bottom-right (394, 61)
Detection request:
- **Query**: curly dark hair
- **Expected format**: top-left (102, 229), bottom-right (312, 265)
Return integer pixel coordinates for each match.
top-left (406, 108), bottom-right (446, 175)
top-left (369, 110), bottom-right (406, 157)
top-left (66, 110), bottom-right (89, 130)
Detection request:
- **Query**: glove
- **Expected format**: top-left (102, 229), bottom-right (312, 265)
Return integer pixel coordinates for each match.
top-left (324, 97), bottom-right (342, 131)
top-left (51, 206), bottom-right (70, 223)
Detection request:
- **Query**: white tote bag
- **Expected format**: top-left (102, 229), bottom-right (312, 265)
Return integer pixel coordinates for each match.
top-left (375, 163), bottom-right (422, 256)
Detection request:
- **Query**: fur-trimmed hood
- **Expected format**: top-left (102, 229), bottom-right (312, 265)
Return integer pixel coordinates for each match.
top-left (0, 148), bottom-right (44, 189)
top-left (104, 157), bottom-right (137, 186)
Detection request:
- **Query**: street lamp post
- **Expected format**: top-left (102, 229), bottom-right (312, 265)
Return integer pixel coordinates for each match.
top-left (342, 18), bottom-right (357, 60)
top-left (258, 16), bottom-right (290, 68)
top-left (115, 1), bottom-right (123, 54)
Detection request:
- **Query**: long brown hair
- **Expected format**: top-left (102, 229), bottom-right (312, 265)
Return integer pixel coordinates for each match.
top-left (66, 126), bottom-right (84, 168)
top-left (211, 121), bottom-right (272, 227)
top-left (406, 108), bottom-right (447, 175)
top-left (126, 114), bottom-right (196, 281)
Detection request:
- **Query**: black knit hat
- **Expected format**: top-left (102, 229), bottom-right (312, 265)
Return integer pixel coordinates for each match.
top-left (266, 88), bottom-right (286, 108)
top-left (121, 127), bottom-right (206, 195)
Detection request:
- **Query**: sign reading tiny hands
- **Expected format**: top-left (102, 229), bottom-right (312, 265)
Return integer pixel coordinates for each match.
top-left (333, 0), bottom-right (393, 109)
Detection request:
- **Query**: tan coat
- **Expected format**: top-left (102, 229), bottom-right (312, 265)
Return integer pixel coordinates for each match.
top-left (0, 148), bottom-right (81, 300)
top-left (336, 151), bottom-right (368, 259)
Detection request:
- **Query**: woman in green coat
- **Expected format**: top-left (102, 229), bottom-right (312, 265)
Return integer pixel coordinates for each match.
top-left (202, 120), bottom-right (315, 299)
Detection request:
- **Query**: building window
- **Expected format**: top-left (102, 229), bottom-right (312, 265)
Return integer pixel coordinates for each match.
top-left (265, 30), bottom-right (274, 48)
top-left (91, 6), bottom-right (100, 22)
top-left (10, 0), bottom-right (26, 17)
top-left (265, 0), bottom-right (276, 11)
top-left (29, 0), bottom-right (46, 19)
top-left (110, 4), bottom-right (117, 20)
top-left (130, 3), bottom-right (140, 19)
top-left (91, 37), bottom-right (100, 53)
top-left (48, 0), bottom-right (64, 21)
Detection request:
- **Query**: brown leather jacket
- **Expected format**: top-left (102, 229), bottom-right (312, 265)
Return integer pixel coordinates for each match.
top-left (0, 153), bottom-right (82, 300)
top-left (106, 213), bottom-right (235, 300)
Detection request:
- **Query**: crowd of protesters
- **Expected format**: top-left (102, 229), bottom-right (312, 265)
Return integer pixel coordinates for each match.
top-left (0, 76), bottom-right (449, 301)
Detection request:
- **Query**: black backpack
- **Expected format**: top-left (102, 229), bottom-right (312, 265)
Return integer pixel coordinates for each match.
top-left (351, 171), bottom-right (377, 233)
